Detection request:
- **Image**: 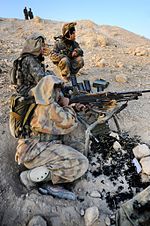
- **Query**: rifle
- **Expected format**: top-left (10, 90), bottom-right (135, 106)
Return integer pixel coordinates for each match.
top-left (63, 75), bottom-right (150, 156)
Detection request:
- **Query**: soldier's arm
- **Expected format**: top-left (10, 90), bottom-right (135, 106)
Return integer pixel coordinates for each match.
top-left (50, 41), bottom-right (66, 64)
top-left (50, 102), bottom-right (78, 130)
top-left (73, 41), bottom-right (84, 56)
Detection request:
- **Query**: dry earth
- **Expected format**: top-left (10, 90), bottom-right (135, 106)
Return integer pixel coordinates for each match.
top-left (0, 17), bottom-right (150, 226)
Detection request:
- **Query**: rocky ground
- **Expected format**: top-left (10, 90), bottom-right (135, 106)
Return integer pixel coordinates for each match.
top-left (0, 17), bottom-right (150, 226)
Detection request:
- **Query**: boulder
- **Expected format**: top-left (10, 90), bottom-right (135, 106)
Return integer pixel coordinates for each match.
top-left (27, 216), bottom-right (47, 226)
top-left (140, 156), bottom-right (150, 175)
top-left (133, 144), bottom-right (150, 159)
top-left (84, 206), bottom-right (99, 226)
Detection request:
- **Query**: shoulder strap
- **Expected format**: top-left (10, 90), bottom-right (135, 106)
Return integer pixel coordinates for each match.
top-left (18, 53), bottom-right (32, 67)
top-left (22, 103), bottom-right (37, 127)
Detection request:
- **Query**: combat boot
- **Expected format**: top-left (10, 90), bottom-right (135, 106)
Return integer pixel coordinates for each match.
top-left (20, 170), bottom-right (36, 190)
top-left (20, 166), bottom-right (51, 190)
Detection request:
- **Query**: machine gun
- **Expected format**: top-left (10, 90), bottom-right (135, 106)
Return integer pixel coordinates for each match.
top-left (67, 74), bottom-right (150, 110)
top-left (70, 89), bottom-right (150, 107)
top-left (63, 75), bottom-right (150, 156)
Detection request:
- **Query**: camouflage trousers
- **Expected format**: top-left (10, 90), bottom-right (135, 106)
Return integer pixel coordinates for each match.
top-left (58, 56), bottom-right (84, 78)
top-left (17, 139), bottom-right (89, 184)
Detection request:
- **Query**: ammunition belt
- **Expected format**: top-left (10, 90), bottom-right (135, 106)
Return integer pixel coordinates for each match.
top-left (31, 132), bottom-right (63, 142)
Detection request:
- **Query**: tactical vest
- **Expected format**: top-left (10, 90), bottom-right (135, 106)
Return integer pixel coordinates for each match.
top-left (9, 54), bottom-right (29, 86)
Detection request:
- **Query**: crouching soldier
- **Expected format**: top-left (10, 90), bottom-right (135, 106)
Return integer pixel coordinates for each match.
top-left (14, 74), bottom-right (89, 199)
top-left (50, 22), bottom-right (84, 82)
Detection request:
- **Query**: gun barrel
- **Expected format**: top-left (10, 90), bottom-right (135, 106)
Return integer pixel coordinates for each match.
top-left (115, 90), bottom-right (150, 95)
top-left (140, 90), bottom-right (150, 93)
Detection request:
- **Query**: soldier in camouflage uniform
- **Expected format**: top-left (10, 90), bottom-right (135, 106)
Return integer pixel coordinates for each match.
top-left (16, 34), bottom-right (50, 96)
top-left (50, 22), bottom-right (84, 81)
top-left (16, 74), bottom-right (89, 198)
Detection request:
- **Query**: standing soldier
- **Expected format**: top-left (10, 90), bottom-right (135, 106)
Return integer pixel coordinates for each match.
top-left (23, 7), bottom-right (28, 20)
top-left (28, 8), bottom-right (34, 19)
top-left (50, 22), bottom-right (84, 82)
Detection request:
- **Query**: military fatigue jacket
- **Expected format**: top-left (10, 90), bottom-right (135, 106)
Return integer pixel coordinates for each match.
top-left (50, 37), bottom-right (84, 64)
top-left (17, 34), bottom-right (47, 95)
top-left (30, 74), bottom-right (78, 135)
top-left (15, 75), bottom-right (79, 165)
top-left (17, 54), bottom-right (46, 95)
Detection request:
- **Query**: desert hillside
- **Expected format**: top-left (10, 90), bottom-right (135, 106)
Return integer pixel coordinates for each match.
top-left (0, 17), bottom-right (150, 226)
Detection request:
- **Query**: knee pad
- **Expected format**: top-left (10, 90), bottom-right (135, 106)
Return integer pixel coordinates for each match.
top-left (29, 166), bottom-right (50, 182)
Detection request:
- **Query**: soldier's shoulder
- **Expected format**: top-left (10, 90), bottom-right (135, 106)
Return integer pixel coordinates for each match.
top-left (21, 54), bottom-right (36, 64)
top-left (21, 53), bottom-right (34, 59)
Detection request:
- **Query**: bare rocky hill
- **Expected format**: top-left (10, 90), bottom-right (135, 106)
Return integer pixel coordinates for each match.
top-left (0, 17), bottom-right (150, 226)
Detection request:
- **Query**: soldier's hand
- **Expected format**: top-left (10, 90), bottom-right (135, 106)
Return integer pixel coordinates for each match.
top-left (70, 103), bottom-right (87, 112)
top-left (72, 49), bottom-right (78, 58)
top-left (58, 96), bottom-right (70, 107)
top-left (42, 44), bottom-right (51, 56)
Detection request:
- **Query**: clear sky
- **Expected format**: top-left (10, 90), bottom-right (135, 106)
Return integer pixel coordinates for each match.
top-left (0, 0), bottom-right (150, 39)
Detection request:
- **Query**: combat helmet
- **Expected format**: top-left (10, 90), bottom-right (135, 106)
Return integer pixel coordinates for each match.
top-left (62, 22), bottom-right (77, 37)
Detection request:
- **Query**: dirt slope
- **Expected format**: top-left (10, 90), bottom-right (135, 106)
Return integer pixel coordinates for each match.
top-left (0, 17), bottom-right (150, 226)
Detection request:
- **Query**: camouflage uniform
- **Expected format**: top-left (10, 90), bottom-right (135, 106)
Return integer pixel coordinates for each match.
top-left (50, 22), bottom-right (84, 80)
top-left (116, 185), bottom-right (150, 226)
top-left (16, 34), bottom-right (47, 96)
top-left (15, 75), bottom-right (89, 185)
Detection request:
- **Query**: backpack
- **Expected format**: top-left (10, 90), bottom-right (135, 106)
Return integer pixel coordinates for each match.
top-left (9, 54), bottom-right (28, 86)
top-left (9, 94), bottom-right (36, 138)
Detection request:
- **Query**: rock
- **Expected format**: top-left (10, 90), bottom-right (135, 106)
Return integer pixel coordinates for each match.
top-left (33, 16), bottom-right (42, 23)
top-left (115, 61), bottom-right (124, 68)
top-left (134, 47), bottom-right (149, 56)
top-left (109, 131), bottom-right (119, 140)
top-left (96, 58), bottom-right (106, 68)
top-left (90, 191), bottom-right (101, 198)
top-left (133, 144), bottom-right (150, 159)
top-left (27, 215), bottom-right (47, 226)
top-left (115, 74), bottom-right (128, 83)
top-left (113, 141), bottom-right (121, 151)
top-left (97, 35), bottom-right (107, 47)
top-left (140, 156), bottom-right (150, 175)
top-left (84, 206), bottom-right (99, 226)
top-left (141, 173), bottom-right (150, 183)
top-left (80, 208), bottom-right (85, 216)
top-left (105, 216), bottom-right (111, 226)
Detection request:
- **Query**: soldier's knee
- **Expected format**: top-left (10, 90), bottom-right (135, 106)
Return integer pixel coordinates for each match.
top-left (76, 56), bottom-right (84, 68)
top-left (59, 57), bottom-right (70, 66)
